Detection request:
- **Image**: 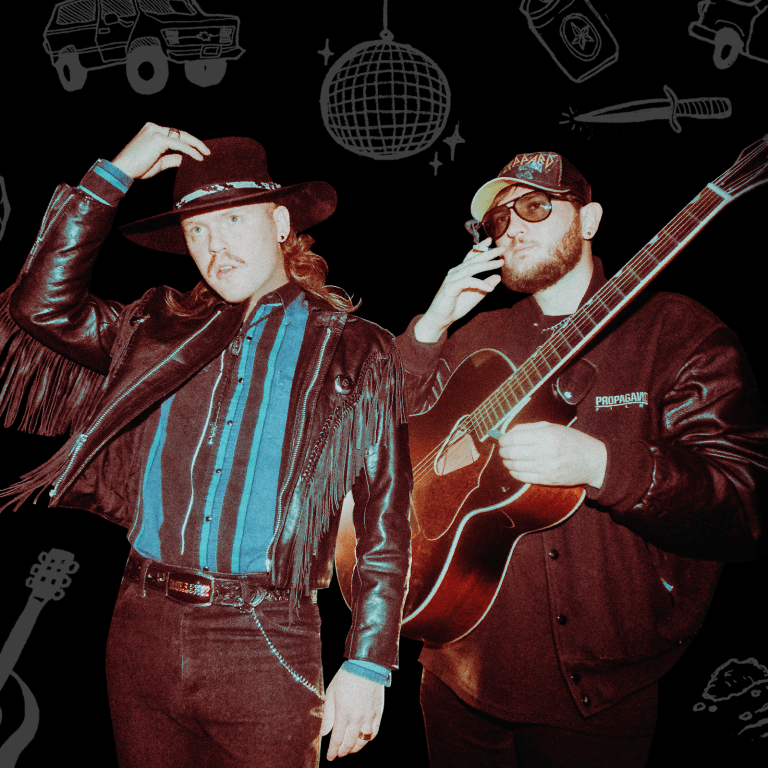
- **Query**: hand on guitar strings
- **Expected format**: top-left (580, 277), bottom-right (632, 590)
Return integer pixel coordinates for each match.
top-left (497, 421), bottom-right (607, 489)
top-left (414, 238), bottom-right (504, 343)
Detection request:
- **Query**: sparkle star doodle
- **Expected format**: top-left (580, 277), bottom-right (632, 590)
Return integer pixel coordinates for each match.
top-left (520, 0), bottom-right (618, 83)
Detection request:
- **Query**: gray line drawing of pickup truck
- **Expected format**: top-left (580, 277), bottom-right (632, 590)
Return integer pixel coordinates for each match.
top-left (689, 0), bottom-right (768, 69)
top-left (43, 0), bottom-right (245, 94)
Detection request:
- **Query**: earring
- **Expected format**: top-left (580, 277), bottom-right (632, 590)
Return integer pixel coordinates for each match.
top-left (278, 234), bottom-right (286, 242)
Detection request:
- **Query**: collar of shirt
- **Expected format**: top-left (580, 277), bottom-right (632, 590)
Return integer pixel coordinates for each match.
top-left (243, 281), bottom-right (305, 328)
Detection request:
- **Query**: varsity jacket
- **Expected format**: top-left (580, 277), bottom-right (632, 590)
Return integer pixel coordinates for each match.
top-left (396, 258), bottom-right (766, 716)
top-left (0, 182), bottom-right (412, 670)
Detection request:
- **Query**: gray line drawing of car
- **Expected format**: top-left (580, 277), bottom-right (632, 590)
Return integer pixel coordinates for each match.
top-left (43, 0), bottom-right (245, 95)
top-left (689, 0), bottom-right (768, 69)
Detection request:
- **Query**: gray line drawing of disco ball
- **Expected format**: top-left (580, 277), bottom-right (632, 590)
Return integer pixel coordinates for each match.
top-left (320, 31), bottom-right (451, 160)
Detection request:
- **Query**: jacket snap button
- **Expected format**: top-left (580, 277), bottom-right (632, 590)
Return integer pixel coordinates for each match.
top-left (582, 695), bottom-right (590, 705)
top-left (556, 614), bottom-right (568, 625)
top-left (571, 672), bottom-right (580, 683)
top-left (335, 375), bottom-right (353, 394)
top-left (548, 549), bottom-right (559, 559)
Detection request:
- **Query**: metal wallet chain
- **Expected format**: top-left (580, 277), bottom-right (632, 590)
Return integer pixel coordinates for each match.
top-left (240, 589), bottom-right (325, 701)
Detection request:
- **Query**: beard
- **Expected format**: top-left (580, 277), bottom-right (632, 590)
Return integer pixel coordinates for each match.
top-left (500, 216), bottom-right (583, 294)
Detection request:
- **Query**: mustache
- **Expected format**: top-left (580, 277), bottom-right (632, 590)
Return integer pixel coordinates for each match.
top-left (207, 252), bottom-right (246, 277)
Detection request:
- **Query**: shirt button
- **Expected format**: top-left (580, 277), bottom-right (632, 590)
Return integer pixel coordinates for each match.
top-left (205, 516), bottom-right (212, 522)
top-left (548, 549), bottom-right (559, 559)
top-left (202, 567), bottom-right (210, 572)
top-left (571, 672), bottom-right (581, 684)
top-left (227, 420), bottom-right (233, 425)
top-left (556, 614), bottom-right (568, 625)
top-left (238, 377), bottom-right (244, 383)
top-left (216, 468), bottom-right (222, 474)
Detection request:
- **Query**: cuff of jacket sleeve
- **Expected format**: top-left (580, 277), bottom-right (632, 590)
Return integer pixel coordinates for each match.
top-left (79, 160), bottom-right (133, 207)
top-left (397, 315), bottom-right (447, 377)
top-left (584, 438), bottom-right (654, 512)
top-left (342, 660), bottom-right (392, 687)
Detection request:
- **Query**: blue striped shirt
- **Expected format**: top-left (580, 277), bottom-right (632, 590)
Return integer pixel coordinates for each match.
top-left (131, 282), bottom-right (307, 573)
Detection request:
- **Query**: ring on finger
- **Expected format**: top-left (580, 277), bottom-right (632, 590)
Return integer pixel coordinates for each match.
top-left (358, 732), bottom-right (373, 741)
top-left (168, 127), bottom-right (181, 140)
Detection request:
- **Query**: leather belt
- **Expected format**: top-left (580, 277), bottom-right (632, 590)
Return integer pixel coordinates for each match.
top-left (124, 553), bottom-right (316, 607)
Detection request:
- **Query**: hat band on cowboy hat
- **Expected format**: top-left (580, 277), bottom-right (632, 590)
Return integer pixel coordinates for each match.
top-left (470, 151), bottom-right (591, 222)
top-left (119, 136), bottom-right (337, 255)
top-left (174, 181), bottom-right (282, 209)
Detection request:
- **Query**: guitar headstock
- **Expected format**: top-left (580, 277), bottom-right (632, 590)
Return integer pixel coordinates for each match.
top-left (25, 549), bottom-right (79, 603)
top-left (715, 135), bottom-right (768, 199)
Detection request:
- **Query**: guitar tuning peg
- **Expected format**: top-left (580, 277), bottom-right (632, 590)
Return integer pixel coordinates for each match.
top-left (30, 564), bottom-right (41, 575)
top-left (51, 588), bottom-right (66, 601)
top-left (66, 561), bottom-right (80, 574)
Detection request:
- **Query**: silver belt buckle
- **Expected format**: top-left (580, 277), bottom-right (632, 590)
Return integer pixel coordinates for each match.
top-left (165, 572), bottom-right (214, 606)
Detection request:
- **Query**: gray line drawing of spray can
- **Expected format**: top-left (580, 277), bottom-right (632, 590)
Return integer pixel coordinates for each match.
top-left (520, 0), bottom-right (619, 83)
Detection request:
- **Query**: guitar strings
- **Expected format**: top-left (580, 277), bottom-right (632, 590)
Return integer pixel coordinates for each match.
top-left (410, 141), bottom-right (767, 490)
top-left (410, 176), bottom-right (738, 488)
top-left (469, 192), bottom-right (719, 440)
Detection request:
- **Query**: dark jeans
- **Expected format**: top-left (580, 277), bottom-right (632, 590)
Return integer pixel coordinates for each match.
top-left (105, 579), bottom-right (324, 768)
top-left (420, 670), bottom-right (656, 768)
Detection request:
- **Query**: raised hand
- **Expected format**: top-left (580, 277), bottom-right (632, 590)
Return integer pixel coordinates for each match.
top-left (110, 122), bottom-right (210, 180)
top-left (414, 238), bottom-right (504, 343)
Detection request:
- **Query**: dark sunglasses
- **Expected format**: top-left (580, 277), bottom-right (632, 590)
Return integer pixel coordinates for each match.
top-left (482, 190), bottom-right (560, 240)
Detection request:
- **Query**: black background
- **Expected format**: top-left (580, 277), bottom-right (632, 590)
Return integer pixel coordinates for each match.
top-left (0, 2), bottom-right (766, 766)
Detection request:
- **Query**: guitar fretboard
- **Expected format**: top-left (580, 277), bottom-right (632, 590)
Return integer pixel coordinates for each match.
top-left (463, 147), bottom-right (764, 440)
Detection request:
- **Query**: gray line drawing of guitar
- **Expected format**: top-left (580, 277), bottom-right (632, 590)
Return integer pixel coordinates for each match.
top-left (0, 550), bottom-right (79, 767)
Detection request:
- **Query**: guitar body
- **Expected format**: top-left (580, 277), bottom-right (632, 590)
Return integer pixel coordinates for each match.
top-left (336, 136), bottom-right (768, 645)
top-left (336, 349), bottom-right (585, 645)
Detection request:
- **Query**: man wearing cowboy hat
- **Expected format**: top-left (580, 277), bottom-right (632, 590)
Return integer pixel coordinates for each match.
top-left (0, 122), bottom-right (412, 767)
top-left (395, 151), bottom-right (766, 766)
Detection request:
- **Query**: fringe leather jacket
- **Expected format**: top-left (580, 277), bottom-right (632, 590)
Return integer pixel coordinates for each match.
top-left (0, 183), bottom-right (412, 669)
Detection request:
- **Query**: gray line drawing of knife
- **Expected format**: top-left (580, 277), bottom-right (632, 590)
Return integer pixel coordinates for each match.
top-left (562, 85), bottom-right (732, 133)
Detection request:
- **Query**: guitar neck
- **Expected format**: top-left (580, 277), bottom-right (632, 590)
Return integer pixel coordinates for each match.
top-left (470, 164), bottom-right (760, 438)
top-left (0, 595), bottom-right (47, 693)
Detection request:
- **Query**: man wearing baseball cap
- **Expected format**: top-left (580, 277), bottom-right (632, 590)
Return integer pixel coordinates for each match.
top-left (395, 151), bottom-right (765, 766)
top-left (0, 122), bottom-right (412, 767)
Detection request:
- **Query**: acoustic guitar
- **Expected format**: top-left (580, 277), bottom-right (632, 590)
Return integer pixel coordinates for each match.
top-left (336, 136), bottom-right (768, 645)
top-left (0, 550), bottom-right (78, 766)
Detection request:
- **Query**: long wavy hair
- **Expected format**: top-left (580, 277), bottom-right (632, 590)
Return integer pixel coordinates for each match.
top-left (164, 228), bottom-right (360, 317)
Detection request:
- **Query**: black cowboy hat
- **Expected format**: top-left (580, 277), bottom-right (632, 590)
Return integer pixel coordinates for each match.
top-left (119, 136), bottom-right (337, 254)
